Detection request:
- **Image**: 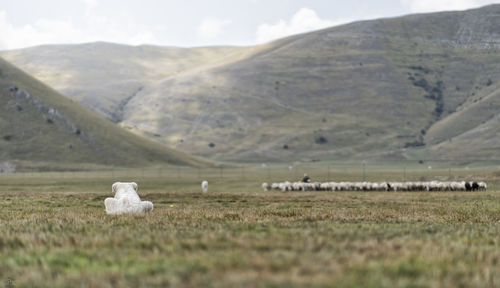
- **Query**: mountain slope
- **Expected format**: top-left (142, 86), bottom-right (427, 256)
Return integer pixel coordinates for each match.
top-left (3, 5), bottom-right (500, 163)
top-left (121, 5), bottom-right (500, 162)
top-left (1, 42), bottom-right (261, 121)
top-left (0, 57), bottom-right (210, 168)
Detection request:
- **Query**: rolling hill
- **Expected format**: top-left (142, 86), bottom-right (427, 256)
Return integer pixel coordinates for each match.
top-left (2, 4), bottom-right (500, 163)
top-left (0, 57), bottom-right (210, 169)
top-left (0, 43), bottom-right (262, 122)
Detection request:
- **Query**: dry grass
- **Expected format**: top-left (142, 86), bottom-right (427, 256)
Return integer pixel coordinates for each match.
top-left (0, 173), bottom-right (499, 287)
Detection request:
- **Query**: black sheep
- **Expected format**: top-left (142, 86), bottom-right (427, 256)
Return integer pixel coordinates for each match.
top-left (465, 182), bottom-right (472, 191)
top-left (472, 182), bottom-right (479, 191)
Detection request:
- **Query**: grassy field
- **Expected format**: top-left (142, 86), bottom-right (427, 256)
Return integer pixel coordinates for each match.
top-left (0, 166), bottom-right (499, 287)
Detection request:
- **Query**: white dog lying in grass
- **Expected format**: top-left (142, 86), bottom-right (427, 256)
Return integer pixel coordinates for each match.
top-left (104, 182), bottom-right (153, 215)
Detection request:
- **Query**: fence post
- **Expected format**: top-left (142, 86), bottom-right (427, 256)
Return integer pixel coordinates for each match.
top-left (220, 166), bottom-right (223, 179)
top-left (362, 161), bottom-right (366, 182)
top-left (404, 166), bottom-right (406, 182)
top-left (328, 165), bottom-right (331, 182)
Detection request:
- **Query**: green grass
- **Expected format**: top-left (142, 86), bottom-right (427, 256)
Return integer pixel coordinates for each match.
top-left (0, 167), bottom-right (499, 287)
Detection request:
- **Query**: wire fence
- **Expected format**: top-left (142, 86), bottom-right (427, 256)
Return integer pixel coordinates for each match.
top-left (1, 161), bottom-right (498, 184)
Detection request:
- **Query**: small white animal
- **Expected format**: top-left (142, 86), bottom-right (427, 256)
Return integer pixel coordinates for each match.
top-left (104, 182), bottom-right (153, 215)
top-left (202, 181), bottom-right (208, 193)
top-left (262, 182), bottom-right (271, 191)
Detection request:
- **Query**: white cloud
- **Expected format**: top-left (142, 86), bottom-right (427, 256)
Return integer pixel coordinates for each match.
top-left (83, 0), bottom-right (99, 11)
top-left (0, 11), bottom-right (78, 50)
top-left (401, 0), bottom-right (499, 13)
top-left (256, 8), bottom-right (348, 44)
top-left (197, 18), bottom-right (232, 40)
top-left (0, 8), bottom-right (159, 50)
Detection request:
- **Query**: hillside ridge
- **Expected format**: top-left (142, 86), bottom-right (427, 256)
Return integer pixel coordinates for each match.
top-left (2, 4), bottom-right (500, 163)
top-left (0, 56), bottom-right (211, 168)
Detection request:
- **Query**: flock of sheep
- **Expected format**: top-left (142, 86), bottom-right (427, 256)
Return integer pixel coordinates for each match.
top-left (262, 181), bottom-right (487, 192)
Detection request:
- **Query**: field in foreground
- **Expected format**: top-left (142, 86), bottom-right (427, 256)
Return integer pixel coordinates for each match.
top-left (0, 168), bottom-right (499, 287)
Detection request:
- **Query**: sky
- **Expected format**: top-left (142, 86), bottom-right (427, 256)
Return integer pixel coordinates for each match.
top-left (0, 0), bottom-right (499, 50)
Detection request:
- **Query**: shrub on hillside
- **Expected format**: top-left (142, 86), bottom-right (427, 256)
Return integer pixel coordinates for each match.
top-left (315, 136), bottom-right (328, 144)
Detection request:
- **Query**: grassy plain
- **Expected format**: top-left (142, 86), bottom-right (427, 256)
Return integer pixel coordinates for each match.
top-left (0, 165), bottom-right (499, 287)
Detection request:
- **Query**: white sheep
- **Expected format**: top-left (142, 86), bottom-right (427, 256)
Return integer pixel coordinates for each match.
top-left (478, 182), bottom-right (487, 190)
top-left (104, 182), bottom-right (153, 215)
top-left (202, 181), bottom-right (208, 193)
top-left (292, 182), bottom-right (303, 191)
top-left (279, 181), bottom-right (292, 192)
top-left (320, 183), bottom-right (331, 191)
top-left (262, 182), bottom-right (271, 192)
